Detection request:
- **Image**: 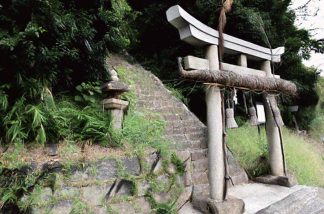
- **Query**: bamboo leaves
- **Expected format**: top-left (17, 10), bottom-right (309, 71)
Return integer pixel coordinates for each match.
top-left (26, 105), bottom-right (47, 144)
top-left (3, 98), bottom-right (27, 144)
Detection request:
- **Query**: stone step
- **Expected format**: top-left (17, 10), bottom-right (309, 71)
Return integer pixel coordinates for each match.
top-left (191, 149), bottom-right (207, 161)
top-left (193, 184), bottom-right (209, 198)
top-left (191, 152), bottom-right (248, 185)
top-left (190, 139), bottom-right (208, 149)
top-left (227, 151), bottom-right (249, 185)
top-left (192, 159), bottom-right (208, 173)
top-left (192, 172), bottom-right (208, 184)
top-left (179, 202), bottom-right (203, 214)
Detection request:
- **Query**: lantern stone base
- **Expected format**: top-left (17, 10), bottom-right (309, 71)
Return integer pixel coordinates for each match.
top-left (103, 98), bottom-right (129, 129)
top-left (254, 175), bottom-right (297, 187)
top-left (192, 196), bottom-right (245, 214)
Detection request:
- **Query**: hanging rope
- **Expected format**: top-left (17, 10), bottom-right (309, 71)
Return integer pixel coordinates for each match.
top-left (221, 91), bottom-right (234, 200)
top-left (218, 0), bottom-right (234, 69)
top-left (243, 92), bottom-right (248, 114)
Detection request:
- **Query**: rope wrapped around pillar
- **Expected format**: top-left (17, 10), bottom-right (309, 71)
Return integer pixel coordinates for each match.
top-left (177, 57), bottom-right (297, 95)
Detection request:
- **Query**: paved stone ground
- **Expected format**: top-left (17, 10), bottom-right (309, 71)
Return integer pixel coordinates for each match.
top-left (228, 183), bottom-right (305, 214)
top-left (179, 183), bottom-right (324, 214)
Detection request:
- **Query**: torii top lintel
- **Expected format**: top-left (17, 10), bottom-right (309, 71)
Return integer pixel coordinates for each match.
top-left (166, 5), bottom-right (284, 63)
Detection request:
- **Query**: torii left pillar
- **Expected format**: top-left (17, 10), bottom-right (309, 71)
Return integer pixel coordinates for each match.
top-left (206, 45), bottom-right (225, 201)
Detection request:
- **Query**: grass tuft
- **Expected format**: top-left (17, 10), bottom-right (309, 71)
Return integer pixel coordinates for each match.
top-left (282, 128), bottom-right (324, 186)
top-left (227, 124), bottom-right (270, 177)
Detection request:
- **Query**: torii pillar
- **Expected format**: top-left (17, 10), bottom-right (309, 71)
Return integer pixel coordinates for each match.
top-left (205, 45), bottom-right (225, 201)
top-left (262, 61), bottom-right (285, 176)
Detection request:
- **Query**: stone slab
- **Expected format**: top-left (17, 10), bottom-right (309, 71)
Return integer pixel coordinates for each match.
top-left (191, 149), bottom-right (207, 161)
top-left (256, 187), bottom-right (318, 214)
top-left (110, 202), bottom-right (136, 214)
top-left (177, 187), bottom-right (193, 210)
top-left (179, 202), bottom-right (204, 214)
top-left (54, 186), bottom-right (80, 199)
top-left (298, 197), bottom-right (324, 214)
top-left (50, 200), bottom-right (72, 214)
top-left (133, 197), bottom-right (151, 214)
top-left (95, 159), bottom-right (118, 180)
top-left (192, 196), bottom-right (245, 214)
top-left (184, 56), bottom-right (209, 70)
top-left (228, 183), bottom-right (305, 214)
top-left (123, 157), bottom-right (140, 176)
top-left (254, 175), bottom-right (297, 187)
top-left (82, 183), bottom-right (112, 206)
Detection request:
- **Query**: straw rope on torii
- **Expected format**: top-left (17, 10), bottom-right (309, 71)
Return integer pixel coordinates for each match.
top-left (177, 57), bottom-right (297, 95)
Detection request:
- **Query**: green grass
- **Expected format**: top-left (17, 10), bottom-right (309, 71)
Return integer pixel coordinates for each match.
top-left (282, 128), bottom-right (324, 186)
top-left (227, 123), bottom-right (324, 187)
top-left (309, 76), bottom-right (324, 140)
top-left (227, 124), bottom-right (270, 177)
top-left (309, 112), bottom-right (324, 140)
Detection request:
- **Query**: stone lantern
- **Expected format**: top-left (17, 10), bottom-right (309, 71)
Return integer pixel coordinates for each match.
top-left (101, 69), bottom-right (129, 129)
top-left (289, 105), bottom-right (299, 132)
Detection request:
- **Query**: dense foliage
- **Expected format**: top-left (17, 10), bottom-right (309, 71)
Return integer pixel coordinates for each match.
top-left (0, 0), bottom-right (322, 144)
top-left (0, 0), bottom-right (136, 144)
top-left (128, 0), bottom-right (322, 128)
top-left (310, 77), bottom-right (324, 139)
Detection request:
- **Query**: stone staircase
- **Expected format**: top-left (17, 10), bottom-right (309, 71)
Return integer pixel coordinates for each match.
top-left (107, 54), bottom-right (249, 208)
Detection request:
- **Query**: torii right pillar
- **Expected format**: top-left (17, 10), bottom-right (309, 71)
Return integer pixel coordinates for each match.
top-left (262, 61), bottom-right (285, 176)
top-left (258, 60), bottom-right (296, 187)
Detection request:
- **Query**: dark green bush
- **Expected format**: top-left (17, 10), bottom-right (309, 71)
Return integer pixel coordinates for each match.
top-left (0, 0), bottom-right (137, 144)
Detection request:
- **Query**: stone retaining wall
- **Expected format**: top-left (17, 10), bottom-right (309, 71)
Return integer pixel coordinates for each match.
top-left (26, 151), bottom-right (189, 214)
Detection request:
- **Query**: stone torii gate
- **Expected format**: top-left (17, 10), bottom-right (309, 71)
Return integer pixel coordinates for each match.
top-left (166, 5), bottom-right (297, 213)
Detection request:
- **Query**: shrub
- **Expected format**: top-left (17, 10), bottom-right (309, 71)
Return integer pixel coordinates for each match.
top-left (0, 0), bottom-right (137, 145)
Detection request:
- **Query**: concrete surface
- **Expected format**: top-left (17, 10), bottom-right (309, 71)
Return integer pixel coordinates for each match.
top-left (228, 183), bottom-right (304, 214)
